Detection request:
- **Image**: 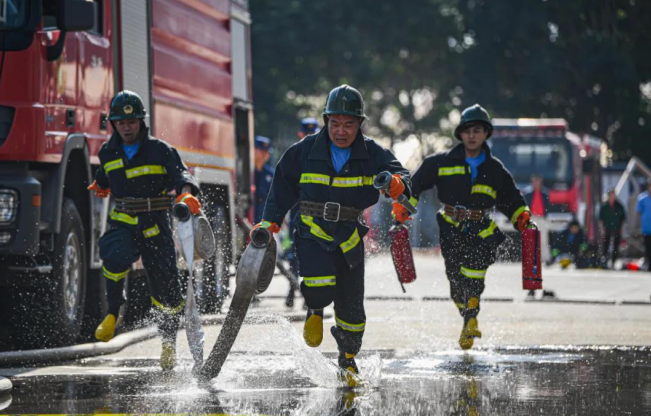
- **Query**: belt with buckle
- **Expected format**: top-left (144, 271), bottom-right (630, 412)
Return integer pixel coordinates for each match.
top-left (443, 204), bottom-right (486, 222)
top-left (114, 196), bottom-right (174, 214)
top-left (300, 200), bottom-right (363, 222)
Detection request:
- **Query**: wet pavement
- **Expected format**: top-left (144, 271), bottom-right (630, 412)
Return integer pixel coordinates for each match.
top-left (2, 346), bottom-right (651, 415)
top-left (1, 255), bottom-right (651, 414)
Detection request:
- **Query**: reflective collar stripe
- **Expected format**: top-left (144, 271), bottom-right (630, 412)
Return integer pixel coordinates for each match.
top-left (110, 208), bottom-right (138, 225)
top-left (511, 205), bottom-right (530, 224)
top-left (460, 266), bottom-right (486, 279)
top-left (301, 215), bottom-right (334, 241)
top-left (151, 296), bottom-right (185, 314)
top-left (472, 184), bottom-right (497, 199)
top-left (303, 275), bottom-right (336, 287)
top-left (102, 266), bottom-right (129, 282)
top-left (125, 165), bottom-right (167, 179)
top-left (340, 228), bottom-right (361, 254)
top-left (479, 221), bottom-right (498, 239)
top-left (409, 196), bottom-right (419, 207)
top-left (143, 224), bottom-right (160, 238)
top-left (331, 176), bottom-right (375, 188)
top-left (300, 173), bottom-right (331, 185)
top-left (439, 166), bottom-right (467, 176)
top-left (335, 315), bottom-right (365, 333)
top-left (440, 211), bottom-right (460, 227)
top-left (104, 158), bottom-right (124, 173)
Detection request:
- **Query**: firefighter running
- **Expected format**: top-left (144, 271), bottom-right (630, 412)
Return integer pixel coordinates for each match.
top-left (254, 85), bottom-right (411, 386)
top-left (393, 104), bottom-right (531, 350)
top-left (89, 90), bottom-right (202, 370)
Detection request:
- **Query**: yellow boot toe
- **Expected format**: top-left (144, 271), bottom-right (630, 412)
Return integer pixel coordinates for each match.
top-left (303, 309), bottom-right (323, 347)
top-left (465, 318), bottom-right (482, 338)
top-left (160, 342), bottom-right (176, 371)
top-left (95, 314), bottom-right (117, 342)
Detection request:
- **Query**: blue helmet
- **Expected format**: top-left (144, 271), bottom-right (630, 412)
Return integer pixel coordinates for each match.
top-left (254, 135), bottom-right (272, 151)
top-left (300, 117), bottom-right (319, 134)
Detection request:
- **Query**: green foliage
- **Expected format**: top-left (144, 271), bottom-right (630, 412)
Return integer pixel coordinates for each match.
top-left (250, 0), bottom-right (651, 164)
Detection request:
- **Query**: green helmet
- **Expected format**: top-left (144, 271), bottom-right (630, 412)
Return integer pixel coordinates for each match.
top-left (109, 90), bottom-right (147, 121)
top-left (454, 104), bottom-right (493, 140)
top-left (322, 84), bottom-right (367, 120)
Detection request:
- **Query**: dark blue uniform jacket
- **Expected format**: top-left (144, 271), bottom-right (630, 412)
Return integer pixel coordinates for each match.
top-left (263, 128), bottom-right (411, 269)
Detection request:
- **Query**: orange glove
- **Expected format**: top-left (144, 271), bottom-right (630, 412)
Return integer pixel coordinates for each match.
top-left (381, 174), bottom-right (405, 200)
top-left (516, 211), bottom-right (532, 232)
top-left (176, 192), bottom-right (201, 215)
top-left (392, 202), bottom-right (411, 224)
top-left (88, 180), bottom-right (110, 198)
top-left (251, 221), bottom-right (280, 236)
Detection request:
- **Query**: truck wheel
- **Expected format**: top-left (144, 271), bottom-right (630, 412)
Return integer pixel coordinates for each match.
top-left (199, 205), bottom-right (230, 313)
top-left (16, 198), bottom-right (88, 349)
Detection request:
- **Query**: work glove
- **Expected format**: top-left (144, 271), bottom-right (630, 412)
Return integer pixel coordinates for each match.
top-left (381, 174), bottom-right (405, 200)
top-left (88, 180), bottom-right (110, 198)
top-left (176, 192), bottom-right (201, 215)
top-left (516, 211), bottom-right (532, 232)
top-left (391, 202), bottom-right (412, 224)
top-left (251, 220), bottom-right (280, 236)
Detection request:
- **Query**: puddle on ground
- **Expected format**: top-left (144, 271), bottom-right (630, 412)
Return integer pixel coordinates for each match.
top-left (2, 346), bottom-right (651, 415)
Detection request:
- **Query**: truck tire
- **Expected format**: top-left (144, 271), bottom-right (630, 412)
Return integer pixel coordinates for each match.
top-left (13, 198), bottom-right (88, 349)
top-left (199, 204), bottom-right (230, 313)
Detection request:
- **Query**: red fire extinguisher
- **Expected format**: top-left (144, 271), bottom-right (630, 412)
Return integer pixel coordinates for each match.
top-left (522, 224), bottom-right (543, 290)
top-left (389, 223), bottom-right (417, 292)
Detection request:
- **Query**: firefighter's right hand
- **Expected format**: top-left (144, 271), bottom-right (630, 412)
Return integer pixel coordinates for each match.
top-left (88, 180), bottom-right (110, 198)
top-left (251, 221), bottom-right (280, 237)
top-left (176, 193), bottom-right (201, 214)
top-left (392, 202), bottom-right (412, 224)
top-left (516, 211), bottom-right (532, 232)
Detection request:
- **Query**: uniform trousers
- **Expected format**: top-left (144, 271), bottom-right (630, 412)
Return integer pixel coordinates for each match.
top-left (98, 211), bottom-right (184, 343)
top-left (296, 235), bottom-right (365, 355)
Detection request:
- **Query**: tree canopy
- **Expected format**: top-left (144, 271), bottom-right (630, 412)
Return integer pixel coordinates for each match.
top-left (250, 0), bottom-right (651, 164)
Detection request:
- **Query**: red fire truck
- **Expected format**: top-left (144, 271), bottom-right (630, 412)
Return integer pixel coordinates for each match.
top-left (0, 0), bottom-right (254, 349)
top-left (489, 118), bottom-right (604, 251)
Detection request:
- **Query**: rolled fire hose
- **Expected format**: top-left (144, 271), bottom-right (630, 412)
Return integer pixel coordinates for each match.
top-left (198, 226), bottom-right (277, 382)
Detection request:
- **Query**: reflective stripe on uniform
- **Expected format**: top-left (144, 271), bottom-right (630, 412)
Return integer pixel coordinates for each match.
top-left (438, 166), bottom-right (467, 176)
top-left (303, 275), bottom-right (336, 287)
top-left (125, 165), bottom-right (167, 179)
top-left (478, 221), bottom-right (498, 239)
top-left (440, 211), bottom-right (460, 227)
top-left (455, 302), bottom-right (465, 310)
top-left (335, 315), bottom-right (365, 333)
top-left (340, 228), bottom-right (360, 253)
top-left (301, 215), bottom-right (334, 241)
top-left (409, 196), bottom-right (419, 207)
top-left (103, 266), bottom-right (129, 282)
top-left (300, 173), bottom-right (330, 186)
top-left (331, 176), bottom-right (375, 188)
top-left (110, 208), bottom-right (138, 225)
top-left (151, 296), bottom-right (185, 314)
top-left (460, 266), bottom-right (486, 279)
top-left (104, 158), bottom-right (124, 173)
top-left (471, 184), bottom-right (497, 199)
top-left (510, 205), bottom-right (530, 224)
top-left (143, 224), bottom-right (160, 238)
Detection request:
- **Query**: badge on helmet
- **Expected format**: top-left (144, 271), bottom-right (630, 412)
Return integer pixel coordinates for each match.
top-left (109, 90), bottom-right (147, 121)
top-left (454, 104), bottom-right (493, 140)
